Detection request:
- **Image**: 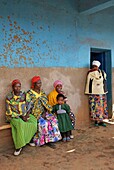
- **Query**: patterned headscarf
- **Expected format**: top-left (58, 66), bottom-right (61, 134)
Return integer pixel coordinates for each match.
top-left (12, 79), bottom-right (21, 87)
top-left (53, 80), bottom-right (63, 88)
top-left (31, 76), bottom-right (41, 89)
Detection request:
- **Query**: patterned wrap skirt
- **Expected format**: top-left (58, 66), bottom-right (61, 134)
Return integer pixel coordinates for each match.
top-left (89, 94), bottom-right (108, 122)
top-left (33, 113), bottom-right (61, 146)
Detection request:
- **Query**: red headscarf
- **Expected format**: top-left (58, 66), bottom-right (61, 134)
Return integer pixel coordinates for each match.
top-left (12, 79), bottom-right (21, 87)
top-left (31, 76), bottom-right (41, 89)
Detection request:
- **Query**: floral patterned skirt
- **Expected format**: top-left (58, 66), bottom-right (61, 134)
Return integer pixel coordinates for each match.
top-left (89, 94), bottom-right (108, 122)
top-left (34, 113), bottom-right (61, 146)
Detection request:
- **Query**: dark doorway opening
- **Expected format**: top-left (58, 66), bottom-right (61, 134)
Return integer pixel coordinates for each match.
top-left (90, 48), bottom-right (112, 118)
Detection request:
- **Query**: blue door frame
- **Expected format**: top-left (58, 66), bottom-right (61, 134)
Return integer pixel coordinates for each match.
top-left (90, 48), bottom-right (112, 118)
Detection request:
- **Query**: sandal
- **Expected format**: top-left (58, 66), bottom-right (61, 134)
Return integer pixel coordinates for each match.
top-left (62, 137), bottom-right (66, 142)
top-left (14, 148), bottom-right (22, 156)
top-left (99, 122), bottom-right (106, 127)
top-left (70, 135), bottom-right (74, 139)
top-left (66, 137), bottom-right (70, 142)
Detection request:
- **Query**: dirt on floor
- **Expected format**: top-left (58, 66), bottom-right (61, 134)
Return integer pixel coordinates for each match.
top-left (0, 124), bottom-right (114, 170)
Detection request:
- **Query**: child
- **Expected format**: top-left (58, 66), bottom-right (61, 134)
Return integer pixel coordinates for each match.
top-left (59, 91), bottom-right (75, 139)
top-left (52, 94), bottom-right (74, 142)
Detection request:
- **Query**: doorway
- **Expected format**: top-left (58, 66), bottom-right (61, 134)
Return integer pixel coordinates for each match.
top-left (90, 48), bottom-right (112, 118)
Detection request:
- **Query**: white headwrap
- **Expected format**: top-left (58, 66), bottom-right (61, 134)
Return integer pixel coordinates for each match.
top-left (92, 60), bottom-right (101, 67)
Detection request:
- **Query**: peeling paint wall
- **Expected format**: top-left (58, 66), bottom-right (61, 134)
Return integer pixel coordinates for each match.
top-left (0, 0), bottom-right (79, 68)
top-left (0, 0), bottom-right (114, 69)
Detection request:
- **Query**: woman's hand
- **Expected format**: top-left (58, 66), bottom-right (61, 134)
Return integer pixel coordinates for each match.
top-left (20, 115), bottom-right (30, 122)
top-left (41, 112), bottom-right (46, 119)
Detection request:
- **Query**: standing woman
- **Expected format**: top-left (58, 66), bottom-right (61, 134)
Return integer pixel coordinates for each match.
top-left (6, 79), bottom-right (37, 156)
top-left (85, 60), bottom-right (108, 126)
top-left (26, 76), bottom-right (61, 148)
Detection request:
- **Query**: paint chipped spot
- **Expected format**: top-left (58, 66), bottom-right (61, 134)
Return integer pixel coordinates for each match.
top-left (14, 35), bottom-right (18, 39)
top-left (18, 26), bottom-right (20, 30)
top-left (28, 48), bottom-right (32, 52)
top-left (7, 16), bottom-right (10, 19)
top-left (21, 29), bottom-right (29, 35)
top-left (14, 21), bottom-right (17, 25)
top-left (24, 39), bottom-right (29, 43)
top-left (0, 16), bottom-right (3, 18)
top-left (3, 55), bottom-right (7, 59)
top-left (23, 45), bottom-right (27, 49)
top-left (19, 56), bottom-right (26, 61)
top-left (42, 41), bottom-right (46, 44)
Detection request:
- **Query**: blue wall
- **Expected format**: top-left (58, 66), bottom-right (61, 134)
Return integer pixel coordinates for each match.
top-left (0, 0), bottom-right (114, 68)
top-left (0, 0), bottom-right (79, 68)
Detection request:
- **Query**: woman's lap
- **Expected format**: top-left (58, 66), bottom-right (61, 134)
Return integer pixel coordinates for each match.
top-left (10, 115), bottom-right (37, 149)
top-left (34, 114), bottom-right (61, 146)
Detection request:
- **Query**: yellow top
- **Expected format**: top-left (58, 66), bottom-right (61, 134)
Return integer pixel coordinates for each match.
top-left (30, 89), bottom-right (42, 98)
top-left (48, 89), bottom-right (58, 106)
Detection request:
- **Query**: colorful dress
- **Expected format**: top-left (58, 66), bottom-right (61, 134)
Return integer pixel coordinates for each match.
top-left (85, 69), bottom-right (108, 122)
top-left (26, 89), bottom-right (61, 146)
top-left (5, 91), bottom-right (37, 149)
top-left (89, 94), bottom-right (108, 121)
top-left (52, 104), bottom-right (73, 132)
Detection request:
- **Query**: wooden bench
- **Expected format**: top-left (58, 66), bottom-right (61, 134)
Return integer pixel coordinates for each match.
top-left (0, 123), bottom-right (13, 152)
top-left (0, 124), bottom-right (11, 130)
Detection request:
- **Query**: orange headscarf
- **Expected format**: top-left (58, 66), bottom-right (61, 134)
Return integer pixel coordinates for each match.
top-left (31, 76), bottom-right (41, 89)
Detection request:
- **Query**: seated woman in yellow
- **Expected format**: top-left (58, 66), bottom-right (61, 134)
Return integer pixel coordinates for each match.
top-left (48, 80), bottom-right (63, 106)
top-left (48, 80), bottom-right (75, 139)
top-left (6, 79), bottom-right (37, 156)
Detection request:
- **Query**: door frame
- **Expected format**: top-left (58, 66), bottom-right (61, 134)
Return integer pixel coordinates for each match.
top-left (90, 47), bottom-right (112, 118)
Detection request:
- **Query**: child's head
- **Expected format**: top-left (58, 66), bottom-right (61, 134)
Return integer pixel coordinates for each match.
top-left (56, 93), bottom-right (65, 105)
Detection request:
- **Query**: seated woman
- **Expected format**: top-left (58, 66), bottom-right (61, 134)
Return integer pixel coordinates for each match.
top-left (48, 80), bottom-right (75, 138)
top-left (26, 76), bottom-right (61, 148)
top-left (48, 80), bottom-right (63, 106)
top-left (6, 79), bottom-right (37, 156)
